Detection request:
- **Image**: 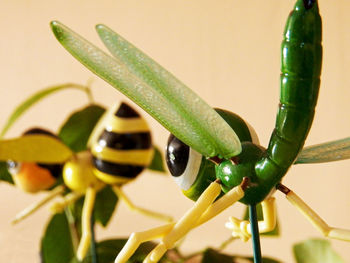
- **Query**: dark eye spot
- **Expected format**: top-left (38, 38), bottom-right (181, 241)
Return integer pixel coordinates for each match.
top-left (166, 134), bottom-right (189, 177)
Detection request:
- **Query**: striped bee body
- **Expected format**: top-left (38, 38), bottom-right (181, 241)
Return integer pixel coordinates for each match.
top-left (90, 102), bottom-right (154, 185)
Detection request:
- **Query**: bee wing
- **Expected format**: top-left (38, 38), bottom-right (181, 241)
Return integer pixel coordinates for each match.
top-left (0, 135), bottom-right (73, 163)
top-left (51, 21), bottom-right (241, 159)
top-left (295, 137), bottom-right (350, 164)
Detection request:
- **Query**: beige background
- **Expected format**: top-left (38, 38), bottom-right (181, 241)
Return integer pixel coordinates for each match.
top-left (1, 0), bottom-right (350, 262)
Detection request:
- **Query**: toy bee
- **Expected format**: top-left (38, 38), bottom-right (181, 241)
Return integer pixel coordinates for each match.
top-left (0, 101), bottom-right (171, 261)
top-left (7, 127), bottom-right (63, 194)
top-left (89, 102), bottom-right (154, 185)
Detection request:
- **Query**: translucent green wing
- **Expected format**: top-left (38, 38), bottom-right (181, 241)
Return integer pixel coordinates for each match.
top-left (95, 24), bottom-right (240, 158)
top-left (0, 135), bottom-right (73, 163)
top-left (51, 21), bottom-right (241, 159)
top-left (295, 137), bottom-right (350, 164)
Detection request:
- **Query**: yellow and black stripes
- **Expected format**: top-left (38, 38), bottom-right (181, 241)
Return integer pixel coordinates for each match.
top-left (91, 102), bottom-right (153, 185)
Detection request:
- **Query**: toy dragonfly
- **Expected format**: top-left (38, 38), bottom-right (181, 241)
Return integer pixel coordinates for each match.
top-left (0, 100), bottom-right (172, 261)
top-left (47, 0), bottom-right (350, 262)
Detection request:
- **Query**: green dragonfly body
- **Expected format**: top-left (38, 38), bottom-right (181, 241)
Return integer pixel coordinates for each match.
top-left (216, 0), bottom-right (322, 204)
top-left (50, 0), bottom-right (321, 206)
top-left (166, 0), bottom-right (322, 205)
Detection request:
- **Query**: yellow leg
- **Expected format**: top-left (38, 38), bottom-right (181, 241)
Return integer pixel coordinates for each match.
top-left (112, 186), bottom-right (173, 222)
top-left (278, 184), bottom-right (350, 241)
top-left (195, 183), bottom-right (245, 226)
top-left (77, 187), bottom-right (97, 261)
top-left (12, 185), bottom-right (65, 224)
top-left (115, 223), bottom-right (175, 263)
top-left (147, 180), bottom-right (223, 263)
top-left (50, 191), bottom-right (84, 213)
top-left (115, 180), bottom-right (221, 263)
top-left (225, 197), bottom-right (277, 242)
top-left (148, 179), bottom-right (248, 263)
top-left (115, 179), bottom-right (247, 263)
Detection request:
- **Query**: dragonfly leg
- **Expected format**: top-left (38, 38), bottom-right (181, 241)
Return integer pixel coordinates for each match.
top-left (50, 191), bottom-right (84, 213)
top-left (116, 223), bottom-right (175, 263)
top-left (115, 180), bottom-right (224, 263)
top-left (225, 197), bottom-right (277, 242)
top-left (145, 179), bottom-right (248, 263)
top-left (195, 177), bottom-right (248, 226)
top-left (143, 180), bottom-right (223, 263)
top-left (112, 186), bottom-right (173, 222)
top-left (12, 185), bottom-right (65, 224)
top-left (76, 186), bottom-right (97, 261)
top-left (277, 184), bottom-right (350, 241)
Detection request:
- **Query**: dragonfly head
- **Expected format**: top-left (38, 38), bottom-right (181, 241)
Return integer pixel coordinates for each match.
top-left (166, 108), bottom-right (259, 201)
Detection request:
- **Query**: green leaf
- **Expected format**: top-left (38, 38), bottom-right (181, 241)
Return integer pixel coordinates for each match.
top-left (71, 186), bottom-right (119, 229)
top-left (68, 197), bottom-right (83, 238)
top-left (0, 135), bottom-right (73, 163)
top-left (200, 248), bottom-right (281, 263)
top-left (201, 248), bottom-right (236, 263)
top-left (0, 161), bottom-right (14, 184)
top-left (243, 204), bottom-right (279, 236)
top-left (148, 146), bottom-right (165, 172)
top-left (58, 104), bottom-right (106, 152)
top-left (41, 212), bottom-right (75, 263)
top-left (94, 185), bottom-right (118, 227)
top-left (0, 83), bottom-right (92, 138)
top-left (293, 239), bottom-right (345, 263)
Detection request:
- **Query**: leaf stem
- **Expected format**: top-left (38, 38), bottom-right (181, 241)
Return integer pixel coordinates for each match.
top-left (218, 236), bottom-right (237, 251)
top-left (84, 79), bottom-right (95, 104)
top-left (90, 211), bottom-right (98, 263)
top-left (64, 207), bottom-right (80, 251)
top-left (0, 82), bottom-right (94, 138)
top-left (249, 205), bottom-right (262, 263)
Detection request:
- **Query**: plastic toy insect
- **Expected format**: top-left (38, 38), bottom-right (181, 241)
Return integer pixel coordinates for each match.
top-left (7, 127), bottom-right (63, 194)
top-left (4, 127), bottom-right (71, 226)
top-left (0, 101), bottom-right (172, 261)
top-left (49, 0), bottom-right (350, 262)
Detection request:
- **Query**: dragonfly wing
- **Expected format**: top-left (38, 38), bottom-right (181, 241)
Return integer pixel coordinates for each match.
top-left (51, 21), bottom-right (241, 159)
top-left (295, 137), bottom-right (350, 164)
top-left (0, 135), bottom-right (73, 163)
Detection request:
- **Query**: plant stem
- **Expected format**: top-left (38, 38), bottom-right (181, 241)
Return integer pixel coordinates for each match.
top-left (85, 78), bottom-right (95, 103)
top-left (64, 207), bottom-right (80, 251)
top-left (90, 214), bottom-right (98, 263)
top-left (218, 236), bottom-right (238, 251)
top-left (249, 205), bottom-right (262, 263)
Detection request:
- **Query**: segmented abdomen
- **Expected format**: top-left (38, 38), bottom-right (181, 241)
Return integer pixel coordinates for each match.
top-left (256, 0), bottom-right (322, 183)
top-left (91, 102), bottom-right (153, 185)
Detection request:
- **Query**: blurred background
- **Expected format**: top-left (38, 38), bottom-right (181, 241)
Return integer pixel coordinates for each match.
top-left (1, 0), bottom-right (350, 262)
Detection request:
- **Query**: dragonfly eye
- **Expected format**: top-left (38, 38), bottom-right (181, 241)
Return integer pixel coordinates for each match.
top-left (166, 134), bottom-right (202, 190)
